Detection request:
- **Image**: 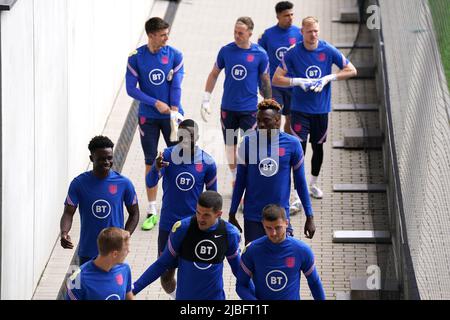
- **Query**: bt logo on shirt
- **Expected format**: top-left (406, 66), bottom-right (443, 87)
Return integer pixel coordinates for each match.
top-left (176, 172), bottom-right (196, 191)
top-left (195, 240), bottom-right (218, 261)
top-left (148, 69), bottom-right (166, 85)
top-left (275, 47), bottom-right (288, 61)
top-left (305, 65), bottom-right (322, 79)
top-left (231, 64), bottom-right (247, 81)
top-left (265, 270), bottom-right (288, 292)
top-left (259, 158), bottom-right (279, 177)
top-left (91, 199), bottom-right (112, 219)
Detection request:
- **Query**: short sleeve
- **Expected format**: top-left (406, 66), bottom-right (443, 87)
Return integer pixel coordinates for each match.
top-left (216, 47), bottom-right (225, 70)
top-left (123, 179), bottom-right (138, 207)
top-left (64, 179), bottom-right (80, 207)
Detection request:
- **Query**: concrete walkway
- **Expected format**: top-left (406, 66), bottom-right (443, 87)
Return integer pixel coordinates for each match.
top-left (33, 0), bottom-right (388, 300)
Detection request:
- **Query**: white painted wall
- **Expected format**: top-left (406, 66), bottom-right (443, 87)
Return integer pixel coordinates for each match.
top-left (1, 0), bottom-right (154, 299)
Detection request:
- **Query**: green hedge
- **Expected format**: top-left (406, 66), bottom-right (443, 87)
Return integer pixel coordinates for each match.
top-left (429, 0), bottom-right (450, 91)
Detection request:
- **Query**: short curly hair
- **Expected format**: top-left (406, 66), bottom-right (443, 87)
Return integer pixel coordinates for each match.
top-left (257, 99), bottom-right (282, 112)
top-left (88, 136), bottom-right (114, 153)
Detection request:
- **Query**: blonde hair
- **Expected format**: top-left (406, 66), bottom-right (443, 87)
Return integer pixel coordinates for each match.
top-left (257, 99), bottom-right (282, 112)
top-left (97, 227), bottom-right (130, 256)
top-left (302, 16), bottom-right (319, 27)
top-left (236, 16), bottom-right (254, 31)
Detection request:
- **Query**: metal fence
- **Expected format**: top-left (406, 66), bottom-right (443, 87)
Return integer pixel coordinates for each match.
top-left (373, 0), bottom-right (450, 299)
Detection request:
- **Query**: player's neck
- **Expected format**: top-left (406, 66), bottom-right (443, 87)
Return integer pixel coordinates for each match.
top-left (304, 41), bottom-right (319, 51)
top-left (92, 169), bottom-right (110, 179)
top-left (277, 23), bottom-right (290, 30)
top-left (147, 43), bottom-right (162, 54)
top-left (93, 256), bottom-right (115, 272)
top-left (236, 41), bottom-right (251, 49)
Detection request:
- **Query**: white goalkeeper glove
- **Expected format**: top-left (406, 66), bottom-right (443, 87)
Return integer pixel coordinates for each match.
top-left (200, 92), bottom-right (212, 122)
top-left (170, 111), bottom-right (185, 142)
top-left (310, 74), bottom-right (337, 93)
top-left (290, 78), bottom-right (316, 92)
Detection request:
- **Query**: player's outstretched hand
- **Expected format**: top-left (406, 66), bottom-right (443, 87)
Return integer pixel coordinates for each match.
top-left (155, 152), bottom-right (170, 171)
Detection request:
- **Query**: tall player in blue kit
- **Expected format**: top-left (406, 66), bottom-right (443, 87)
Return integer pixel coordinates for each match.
top-left (228, 99), bottom-right (315, 244)
top-left (236, 204), bottom-right (325, 300)
top-left (273, 16), bottom-right (357, 199)
top-left (146, 119), bottom-right (217, 298)
top-left (258, 1), bottom-right (305, 215)
top-left (66, 227), bottom-right (134, 300)
top-left (126, 17), bottom-right (185, 231)
top-left (132, 191), bottom-right (242, 300)
top-left (60, 136), bottom-right (139, 265)
top-left (258, 1), bottom-right (302, 135)
top-left (201, 17), bottom-right (271, 186)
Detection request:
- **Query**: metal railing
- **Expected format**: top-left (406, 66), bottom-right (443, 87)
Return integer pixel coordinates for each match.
top-left (371, 0), bottom-right (450, 299)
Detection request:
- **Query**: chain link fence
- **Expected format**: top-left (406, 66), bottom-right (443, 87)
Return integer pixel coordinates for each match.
top-left (371, 0), bottom-right (450, 299)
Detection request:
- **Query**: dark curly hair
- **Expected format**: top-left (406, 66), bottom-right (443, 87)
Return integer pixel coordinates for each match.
top-left (88, 136), bottom-right (114, 153)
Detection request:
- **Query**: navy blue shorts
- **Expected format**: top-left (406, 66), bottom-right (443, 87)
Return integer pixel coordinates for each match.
top-left (138, 116), bottom-right (177, 165)
top-left (291, 111), bottom-right (329, 144)
top-left (220, 109), bottom-right (257, 146)
top-left (244, 220), bottom-right (294, 244)
top-left (78, 256), bottom-right (91, 266)
top-left (272, 87), bottom-right (292, 116)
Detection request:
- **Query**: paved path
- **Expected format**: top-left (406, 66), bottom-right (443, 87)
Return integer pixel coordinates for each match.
top-left (33, 0), bottom-right (388, 300)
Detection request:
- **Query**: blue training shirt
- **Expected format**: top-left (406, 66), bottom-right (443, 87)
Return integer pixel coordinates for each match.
top-left (281, 40), bottom-right (349, 114)
top-left (258, 24), bottom-right (303, 84)
top-left (146, 145), bottom-right (218, 232)
top-left (126, 44), bottom-right (184, 119)
top-left (65, 171), bottom-right (138, 258)
top-left (216, 42), bottom-right (269, 112)
top-left (237, 236), bottom-right (325, 300)
top-left (229, 131), bottom-right (313, 221)
top-left (133, 216), bottom-right (241, 300)
top-left (66, 261), bottom-right (132, 300)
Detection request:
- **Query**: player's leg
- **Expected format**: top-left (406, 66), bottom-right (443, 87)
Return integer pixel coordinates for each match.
top-left (289, 112), bottom-right (311, 212)
top-left (160, 117), bottom-right (178, 148)
top-left (273, 87), bottom-right (293, 135)
top-left (243, 220), bottom-right (266, 245)
top-left (158, 229), bottom-right (177, 297)
top-left (221, 110), bottom-right (241, 185)
top-left (308, 113), bottom-right (328, 199)
top-left (139, 117), bottom-right (161, 230)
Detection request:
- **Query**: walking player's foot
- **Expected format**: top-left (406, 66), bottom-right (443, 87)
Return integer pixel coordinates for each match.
top-left (309, 184), bottom-right (323, 199)
top-left (141, 214), bottom-right (159, 231)
top-left (289, 199), bottom-right (302, 215)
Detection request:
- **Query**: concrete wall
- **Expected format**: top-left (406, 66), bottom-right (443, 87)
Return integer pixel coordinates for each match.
top-left (1, 0), bottom-right (154, 299)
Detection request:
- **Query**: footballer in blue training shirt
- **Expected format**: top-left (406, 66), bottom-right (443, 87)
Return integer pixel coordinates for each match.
top-left (229, 99), bottom-right (315, 244)
top-left (236, 204), bottom-right (325, 300)
top-left (258, 1), bottom-right (302, 135)
top-left (201, 16), bottom-right (271, 185)
top-left (66, 227), bottom-right (134, 300)
top-left (273, 16), bottom-right (357, 200)
top-left (60, 136), bottom-right (139, 265)
top-left (132, 191), bottom-right (242, 300)
top-left (126, 17), bottom-right (185, 231)
top-left (146, 119), bottom-right (218, 297)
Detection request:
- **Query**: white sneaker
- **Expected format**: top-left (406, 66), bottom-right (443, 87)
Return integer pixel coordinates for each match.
top-left (289, 199), bottom-right (302, 215)
top-left (309, 184), bottom-right (323, 199)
